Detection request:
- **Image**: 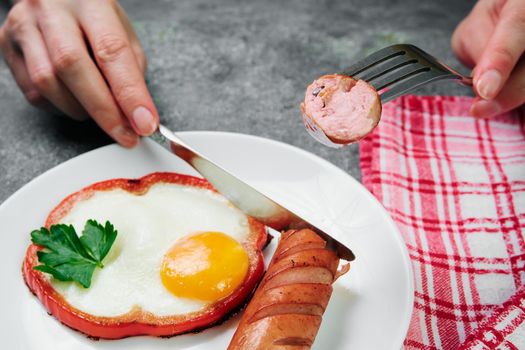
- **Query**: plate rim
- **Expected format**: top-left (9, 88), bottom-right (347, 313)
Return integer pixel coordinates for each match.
top-left (0, 131), bottom-right (414, 348)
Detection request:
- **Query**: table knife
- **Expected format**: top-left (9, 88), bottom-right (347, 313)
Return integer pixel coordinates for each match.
top-left (152, 125), bottom-right (355, 261)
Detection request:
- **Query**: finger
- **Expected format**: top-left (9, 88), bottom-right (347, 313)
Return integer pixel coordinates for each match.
top-left (78, 0), bottom-right (158, 136)
top-left (37, 7), bottom-right (138, 147)
top-left (12, 23), bottom-right (89, 121)
top-left (115, 2), bottom-right (147, 74)
top-left (471, 57), bottom-right (525, 118)
top-left (451, 0), bottom-right (495, 68)
top-left (451, 21), bottom-right (476, 68)
top-left (0, 29), bottom-right (46, 107)
top-left (473, 0), bottom-right (525, 100)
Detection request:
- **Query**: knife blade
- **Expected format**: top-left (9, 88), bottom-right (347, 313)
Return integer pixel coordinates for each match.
top-left (152, 125), bottom-right (355, 261)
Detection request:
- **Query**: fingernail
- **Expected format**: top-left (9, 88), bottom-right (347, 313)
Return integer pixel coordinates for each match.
top-left (470, 99), bottom-right (501, 118)
top-left (476, 69), bottom-right (502, 100)
top-left (132, 106), bottom-right (157, 135)
top-left (112, 125), bottom-right (138, 147)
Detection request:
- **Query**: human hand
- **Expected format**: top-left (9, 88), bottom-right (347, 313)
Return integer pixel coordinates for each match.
top-left (0, 0), bottom-right (158, 147)
top-left (452, 0), bottom-right (525, 118)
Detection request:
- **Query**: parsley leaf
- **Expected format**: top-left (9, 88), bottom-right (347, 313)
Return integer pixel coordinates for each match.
top-left (31, 220), bottom-right (118, 288)
top-left (80, 220), bottom-right (118, 266)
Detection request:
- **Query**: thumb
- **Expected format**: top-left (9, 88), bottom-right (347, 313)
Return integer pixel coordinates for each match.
top-left (473, 0), bottom-right (525, 100)
top-left (471, 57), bottom-right (525, 118)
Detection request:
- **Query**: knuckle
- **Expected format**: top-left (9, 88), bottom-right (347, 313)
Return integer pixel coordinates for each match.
top-left (114, 82), bottom-right (140, 103)
top-left (93, 34), bottom-right (129, 63)
top-left (30, 67), bottom-right (55, 91)
top-left (492, 45), bottom-right (517, 67)
top-left (6, 4), bottom-right (28, 32)
top-left (52, 46), bottom-right (82, 72)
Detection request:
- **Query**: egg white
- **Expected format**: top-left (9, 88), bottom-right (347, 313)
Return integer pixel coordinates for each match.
top-left (49, 182), bottom-right (250, 317)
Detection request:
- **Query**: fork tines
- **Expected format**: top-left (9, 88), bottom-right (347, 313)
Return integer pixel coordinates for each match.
top-left (342, 44), bottom-right (461, 103)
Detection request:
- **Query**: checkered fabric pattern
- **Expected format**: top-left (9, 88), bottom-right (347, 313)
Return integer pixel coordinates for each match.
top-left (359, 95), bottom-right (525, 349)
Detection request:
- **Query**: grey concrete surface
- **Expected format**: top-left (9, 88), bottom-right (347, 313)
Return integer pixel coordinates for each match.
top-left (0, 0), bottom-right (475, 203)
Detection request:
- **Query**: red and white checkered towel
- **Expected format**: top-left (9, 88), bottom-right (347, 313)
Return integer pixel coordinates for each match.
top-left (359, 96), bottom-right (525, 349)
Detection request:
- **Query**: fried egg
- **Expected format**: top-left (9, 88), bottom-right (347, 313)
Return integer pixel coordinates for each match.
top-left (49, 181), bottom-right (251, 317)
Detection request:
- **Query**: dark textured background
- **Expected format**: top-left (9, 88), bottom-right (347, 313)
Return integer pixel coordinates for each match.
top-left (0, 0), bottom-right (476, 203)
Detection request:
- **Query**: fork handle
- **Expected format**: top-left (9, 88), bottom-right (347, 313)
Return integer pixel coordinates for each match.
top-left (380, 73), bottom-right (473, 104)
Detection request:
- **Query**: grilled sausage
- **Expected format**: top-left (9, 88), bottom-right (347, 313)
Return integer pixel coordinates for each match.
top-left (228, 229), bottom-right (349, 349)
top-left (301, 74), bottom-right (381, 145)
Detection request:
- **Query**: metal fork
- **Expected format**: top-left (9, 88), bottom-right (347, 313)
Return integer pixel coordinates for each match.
top-left (345, 44), bottom-right (472, 102)
top-left (305, 44), bottom-right (472, 148)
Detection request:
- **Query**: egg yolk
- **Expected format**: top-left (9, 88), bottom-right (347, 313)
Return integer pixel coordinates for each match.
top-left (160, 232), bottom-right (249, 302)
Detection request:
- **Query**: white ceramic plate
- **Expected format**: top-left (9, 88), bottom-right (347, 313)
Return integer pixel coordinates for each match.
top-left (0, 132), bottom-right (413, 350)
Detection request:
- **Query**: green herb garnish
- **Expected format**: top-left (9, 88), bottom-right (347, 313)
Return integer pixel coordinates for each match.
top-left (31, 220), bottom-right (118, 288)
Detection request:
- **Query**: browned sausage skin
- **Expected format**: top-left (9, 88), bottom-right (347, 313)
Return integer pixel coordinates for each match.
top-left (228, 229), bottom-right (349, 349)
